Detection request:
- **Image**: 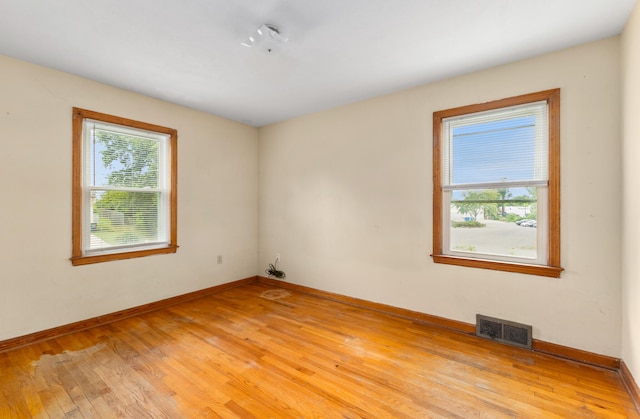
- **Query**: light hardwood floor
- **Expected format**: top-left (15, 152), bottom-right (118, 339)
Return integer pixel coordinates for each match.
top-left (0, 282), bottom-right (637, 418)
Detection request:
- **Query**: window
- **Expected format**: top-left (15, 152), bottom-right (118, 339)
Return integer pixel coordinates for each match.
top-left (432, 90), bottom-right (562, 277)
top-left (71, 108), bottom-right (178, 266)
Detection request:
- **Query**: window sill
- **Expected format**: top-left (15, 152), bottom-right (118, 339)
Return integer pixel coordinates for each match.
top-left (431, 254), bottom-right (563, 278)
top-left (70, 245), bottom-right (178, 266)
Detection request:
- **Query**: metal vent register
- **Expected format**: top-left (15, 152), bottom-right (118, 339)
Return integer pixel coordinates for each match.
top-left (476, 314), bottom-right (532, 349)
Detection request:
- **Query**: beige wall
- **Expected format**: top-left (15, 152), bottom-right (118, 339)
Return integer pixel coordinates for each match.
top-left (0, 55), bottom-right (258, 341)
top-left (259, 37), bottom-right (622, 356)
top-left (622, 2), bottom-right (640, 382)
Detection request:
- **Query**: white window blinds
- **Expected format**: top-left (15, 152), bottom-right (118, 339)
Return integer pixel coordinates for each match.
top-left (82, 119), bottom-right (170, 254)
top-left (441, 101), bottom-right (549, 190)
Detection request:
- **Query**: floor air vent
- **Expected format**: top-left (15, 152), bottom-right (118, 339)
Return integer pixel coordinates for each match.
top-left (476, 314), bottom-right (532, 349)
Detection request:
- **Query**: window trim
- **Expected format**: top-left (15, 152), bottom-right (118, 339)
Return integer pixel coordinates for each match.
top-left (71, 108), bottom-right (178, 266)
top-left (432, 89), bottom-right (562, 278)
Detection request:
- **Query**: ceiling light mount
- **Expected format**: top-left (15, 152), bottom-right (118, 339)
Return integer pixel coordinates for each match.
top-left (241, 23), bottom-right (288, 48)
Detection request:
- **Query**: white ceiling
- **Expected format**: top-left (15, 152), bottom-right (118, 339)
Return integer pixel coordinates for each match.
top-left (0, 0), bottom-right (636, 126)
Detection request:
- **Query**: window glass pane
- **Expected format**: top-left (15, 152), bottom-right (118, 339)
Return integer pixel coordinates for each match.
top-left (89, 190), bottom-right (165, 251)
top-left (452, 116), bottom-right (540, 184)
top-left (442, 101), bottom-right (549, 187)
top-left (89, 127), bottom-right (161, 189)
top-left (449, 187), bottom-right (538, 259)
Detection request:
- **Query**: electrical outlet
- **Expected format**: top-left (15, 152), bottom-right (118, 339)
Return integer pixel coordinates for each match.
top-left (275, 253), bottom-right (280, 264)
top-left (217, 255), bottom-right (223, 264)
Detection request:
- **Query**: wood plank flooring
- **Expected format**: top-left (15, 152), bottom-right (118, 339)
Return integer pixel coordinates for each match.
top-left (0, 282), bottom-right (637, 418)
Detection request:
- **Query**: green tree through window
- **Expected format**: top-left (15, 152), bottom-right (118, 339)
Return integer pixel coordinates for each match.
top-left (94, 132), bottom-right (160, 243)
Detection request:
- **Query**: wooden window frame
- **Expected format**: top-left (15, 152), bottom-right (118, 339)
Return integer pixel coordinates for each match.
top-left (71, 108), bottom-right (178, 266)
top-left (432, 89), bottom-right (562, 278)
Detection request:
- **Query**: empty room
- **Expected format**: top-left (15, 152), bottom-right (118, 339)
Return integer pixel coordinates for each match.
top-left (1, 0), bottom-right (639, 417)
